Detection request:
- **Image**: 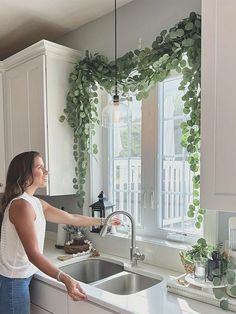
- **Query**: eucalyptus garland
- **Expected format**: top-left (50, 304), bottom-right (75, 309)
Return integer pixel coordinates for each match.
top-left (60, 12), bottom-right (203, 228)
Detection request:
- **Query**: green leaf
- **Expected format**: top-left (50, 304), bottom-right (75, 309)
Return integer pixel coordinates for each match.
top-left (213, 288), bottom-right (225, 299)
top-left (197, 215), bottom-right (203, 223)
top-left (182, 38), bottom-right (194, 47)
top-left (156, 36), bottom-right (163, 43)
top-left (197, 238), bottom-right (207, 246)
top-left (228, 261), bottom-right (236, 270)
top-left (160, 29), bottom-right (167, 37)
top-left (195, 19), bottom-right (201, 29)
top-left (193, 199), bottom-right (200, 206)
top-left (187, 210), bottom-right (194, 218)
top-left (226, 270), bottom-right (236, 285)
top-left (185, 22), bottom-right (194, 31)
top-left (230, 286), bottom-right (236, 296)
top-left (198, 208), bottom-right (206, 215)
top-left (59, 115), bottom-right (65, 122)
top-left (220, 300), bottom-right (229, 310)
top-left (176, 29), bottom-right (185, 37)
top-left (169, 31), bottom-right (177, 39)
top-left (213, 277), bottom-right (221, 286)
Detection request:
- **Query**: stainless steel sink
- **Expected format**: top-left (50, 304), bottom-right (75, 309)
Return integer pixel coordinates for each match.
top-left (59, 259), bottom-right (124, 283)
top-left (94, 271), bottom-right (162, 295)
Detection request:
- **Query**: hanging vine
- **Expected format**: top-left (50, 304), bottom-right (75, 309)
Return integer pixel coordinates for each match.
top-left (60, 12), bottom-right (203, 228)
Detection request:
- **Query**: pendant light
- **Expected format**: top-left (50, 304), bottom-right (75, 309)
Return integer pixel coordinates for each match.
top-left (101, 0), bottom-right (131, 128)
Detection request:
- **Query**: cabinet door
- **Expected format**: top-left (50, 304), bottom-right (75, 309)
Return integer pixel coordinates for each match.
top-left (45, 55), bottom-right (75, 195)
top-left (30, 279), bottom-right (67, 314)
top-left (31, 303), bottom-right (52, 314)
top-left (4, 50), bottom-right (75, 196)
top-left (0, 70), bottom-right (6, 192)
top-left (201, 0), bottom-right (236, 210)
top-left (5, 55), bottom-right (46, 171)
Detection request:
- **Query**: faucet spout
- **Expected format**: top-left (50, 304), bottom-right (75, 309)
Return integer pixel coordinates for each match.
top-left (99, 210), bottom-right (145, 266)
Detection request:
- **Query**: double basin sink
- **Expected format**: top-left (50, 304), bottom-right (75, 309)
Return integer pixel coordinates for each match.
top-left (60, 258), bottom-right (162, 295)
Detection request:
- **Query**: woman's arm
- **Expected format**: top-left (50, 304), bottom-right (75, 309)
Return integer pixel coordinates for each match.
top-left (40, 199), bottom-right (120, 226)
top-left (9, 199), bottom-right (87, 301)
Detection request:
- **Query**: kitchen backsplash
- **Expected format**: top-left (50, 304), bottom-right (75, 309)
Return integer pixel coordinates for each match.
top-left (36, 194), bottom-right (82, 232)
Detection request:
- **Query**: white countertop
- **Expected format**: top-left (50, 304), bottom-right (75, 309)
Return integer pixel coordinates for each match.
top-left (35, 236), bottom-right (230, 314)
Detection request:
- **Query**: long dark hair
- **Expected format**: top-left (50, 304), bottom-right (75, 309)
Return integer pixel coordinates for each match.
top-left (0, 151), bottom-right (40, 232)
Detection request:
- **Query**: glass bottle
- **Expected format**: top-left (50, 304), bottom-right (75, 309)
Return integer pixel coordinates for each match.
top-left (207, 251), bottom-right (223, 281)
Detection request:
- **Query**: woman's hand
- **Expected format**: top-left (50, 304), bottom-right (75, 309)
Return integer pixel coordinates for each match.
top-left (109, 217), bottom-right (121, 226)
top-left (60, 273), bottom-right (87, 301)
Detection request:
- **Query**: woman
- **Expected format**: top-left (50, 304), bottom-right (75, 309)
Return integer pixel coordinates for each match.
top-left (0, 151), bottom-right (120, 314)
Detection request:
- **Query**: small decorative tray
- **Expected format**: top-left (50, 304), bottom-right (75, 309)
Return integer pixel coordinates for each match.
top-left (185, 274), bottom-right (227, 289)
top-left (64, 239), bottom-right (92, 254)
top-left (167, 274), bottom-right (236, 313)
top-left (64, 243), bottom-right (89, 254)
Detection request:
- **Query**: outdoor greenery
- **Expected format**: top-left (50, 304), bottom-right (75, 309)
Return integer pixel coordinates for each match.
top-left (60, 12), bottom-right (202, 228)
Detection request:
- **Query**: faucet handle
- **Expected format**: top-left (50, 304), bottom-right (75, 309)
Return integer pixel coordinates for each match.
top-left (134, 247), bottom-right (145, 261)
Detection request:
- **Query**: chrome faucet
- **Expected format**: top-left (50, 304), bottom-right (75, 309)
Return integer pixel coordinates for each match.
top-left (99, 210), bottom-right (145, 266)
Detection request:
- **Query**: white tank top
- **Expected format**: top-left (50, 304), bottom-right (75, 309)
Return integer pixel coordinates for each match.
top-left (0, 192), bottom-right (46, 278)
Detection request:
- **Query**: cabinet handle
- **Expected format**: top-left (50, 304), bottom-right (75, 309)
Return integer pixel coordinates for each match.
top-left (143, 191), bottom-right (147, 208)
top-left (150, 191), bottom-right (154, 209)
top-left (0, 183), bottom-right (3, 187)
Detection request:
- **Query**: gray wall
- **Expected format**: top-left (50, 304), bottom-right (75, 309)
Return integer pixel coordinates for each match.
top-left (57, 0), bottom-right (201, 60)
top-left (38, 194), bottom-right (83, 232)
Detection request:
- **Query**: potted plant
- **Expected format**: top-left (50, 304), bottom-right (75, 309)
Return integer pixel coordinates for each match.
top-left (180, 238), bottom-right (214, 275)
top-left (180, 238), bottom-right (232, 310)
top-left (63, 225), bottom-right (87, 244)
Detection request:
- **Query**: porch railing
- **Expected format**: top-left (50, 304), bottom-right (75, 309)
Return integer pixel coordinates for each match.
top-left (113, 159), bottom-right (193, 228)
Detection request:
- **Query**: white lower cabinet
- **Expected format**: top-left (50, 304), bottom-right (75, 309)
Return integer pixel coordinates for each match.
top-left (68, 298), bottom-right (119, 314)
top-left (31, 303), bottom-right (52, 314)
top-left (30, 278), bottom-right (119, 314)
top-left (30, 279), bottom-right (67, 314)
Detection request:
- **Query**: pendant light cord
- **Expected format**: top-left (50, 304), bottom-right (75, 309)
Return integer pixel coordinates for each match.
top-left (114, 0), bottom-right (118, 98)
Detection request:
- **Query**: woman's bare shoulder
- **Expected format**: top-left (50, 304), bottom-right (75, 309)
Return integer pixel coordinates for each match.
top-left (9, 198), bottom-right (35, 222)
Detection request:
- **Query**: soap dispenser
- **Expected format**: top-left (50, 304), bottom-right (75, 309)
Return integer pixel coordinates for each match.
top-left (55, 206), bottom-right (67, 249)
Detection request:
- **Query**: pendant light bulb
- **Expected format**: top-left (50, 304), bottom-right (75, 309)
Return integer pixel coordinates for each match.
top-left (102, 94), bottom-right (131, 128)
top-left (113, 102), bottom-right (120, 124)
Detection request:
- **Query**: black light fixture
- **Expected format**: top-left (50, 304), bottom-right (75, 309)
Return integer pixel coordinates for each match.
top-left (101, 0), bottom-right (131, 128)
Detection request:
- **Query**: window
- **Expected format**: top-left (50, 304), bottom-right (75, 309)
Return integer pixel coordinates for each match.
top-left (101, 74), bottom-right (202, 239)
top-left (106, 97), bottom-right (142, 227)
top-left (158, 76), bottom-right (201, 236)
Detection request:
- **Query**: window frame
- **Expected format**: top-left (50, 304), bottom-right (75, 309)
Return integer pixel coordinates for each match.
top-left (89, 84), bottom-right (218, 245)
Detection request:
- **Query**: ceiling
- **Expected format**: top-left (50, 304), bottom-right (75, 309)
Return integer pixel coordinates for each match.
top-left (0, 0), bottom-right (133, 60)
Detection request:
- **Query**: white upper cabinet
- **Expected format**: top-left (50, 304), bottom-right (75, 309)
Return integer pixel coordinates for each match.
top-left (4, 40), bottom-right (80, 195)
top-left (0, 63), bottom-right (6, 192)
top-left (201, 0), bottom-right (236, 210)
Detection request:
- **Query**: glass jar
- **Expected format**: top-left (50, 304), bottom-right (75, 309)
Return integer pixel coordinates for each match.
top-left (194, 257), bottom-right (208, 280)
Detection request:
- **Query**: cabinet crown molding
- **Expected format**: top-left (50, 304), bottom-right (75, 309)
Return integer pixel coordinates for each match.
top-left (3, 40), bottom-right (81, 70)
